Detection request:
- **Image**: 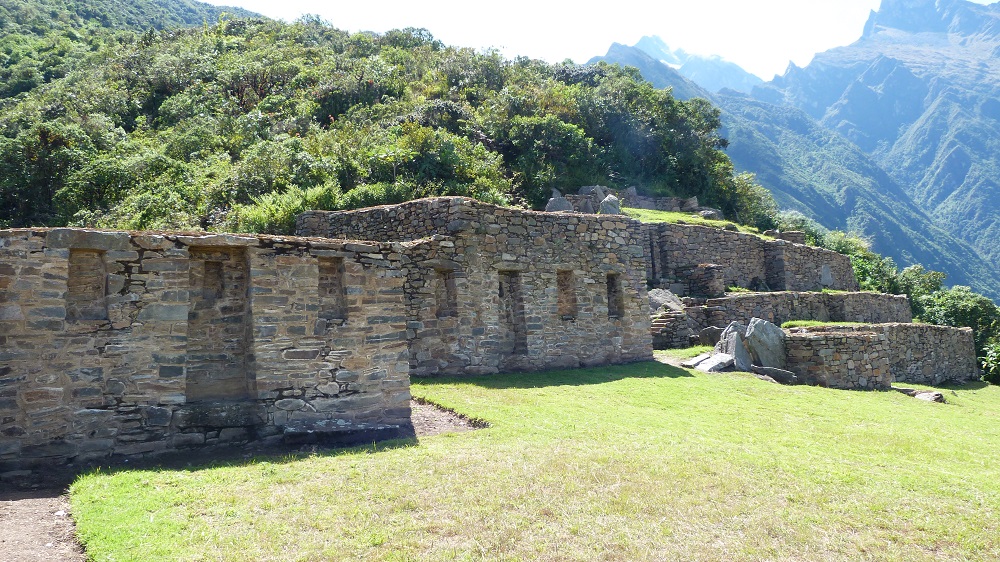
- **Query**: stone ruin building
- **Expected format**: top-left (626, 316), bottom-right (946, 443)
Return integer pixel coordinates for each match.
top-left (0, 196), bottom-right (979, 478)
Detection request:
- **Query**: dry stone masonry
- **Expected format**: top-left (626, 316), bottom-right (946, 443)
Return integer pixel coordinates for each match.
top-left (298, 197), bottom-right (653, 374)
top-left (0, 194), bottom-right (983, 475)
top-left (0, 228), bottom-right (412, 475)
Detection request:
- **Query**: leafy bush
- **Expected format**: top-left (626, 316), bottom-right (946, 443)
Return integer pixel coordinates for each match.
top-left (981, 339), bottom-right (1000, 384)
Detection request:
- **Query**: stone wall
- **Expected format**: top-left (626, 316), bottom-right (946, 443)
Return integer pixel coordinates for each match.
top-left (651, 291), bottom-right (912, 350)
top-left (684, 291), bottom-right (913, 333)
top-left (794, 324), bottom-right (978, 385)
top-left (299, 197), bottom-right (654, 375)
top-left (0, 229), bottom-right (411, 474)
top-left (651, 223), bottom-right (858, 295)
top-left (785, 331), bottom-right (893, 390)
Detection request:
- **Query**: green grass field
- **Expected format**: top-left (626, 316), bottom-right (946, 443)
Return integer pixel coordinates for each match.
top-left (70, 358), bottom-right (1000, 561)
top-left (621, 207), bottom-right (766, 236)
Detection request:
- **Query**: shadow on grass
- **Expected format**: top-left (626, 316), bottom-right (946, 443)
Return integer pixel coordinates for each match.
top-left (413, 360), bottom-right (692, 390)
top-left (69, 436), bottom-right (422, 486)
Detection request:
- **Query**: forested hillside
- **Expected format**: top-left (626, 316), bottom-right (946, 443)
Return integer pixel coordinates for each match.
top-left (0, 5), bottom-right (769, 236)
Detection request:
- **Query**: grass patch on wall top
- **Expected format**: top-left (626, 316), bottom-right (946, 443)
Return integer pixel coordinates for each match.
top-left (70, 362), bottom-right (1000, 561)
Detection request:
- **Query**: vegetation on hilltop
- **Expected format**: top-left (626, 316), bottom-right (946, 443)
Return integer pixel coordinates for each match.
top-left (0, 13), bottom-right (774, 235)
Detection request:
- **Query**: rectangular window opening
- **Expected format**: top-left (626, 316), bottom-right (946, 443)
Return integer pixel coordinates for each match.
top-left (557, 270), bottom-right (577, 320)
top-left (499, 271), bottom-right (528, 355)
top-left (66, 249), bottom-right (108, 322)
top-left (436, 269), bottom-right (458, 318)
top-left (318, 257), bottom-right (347, 323)
top-left (607, 273), bottom-right (625, 319)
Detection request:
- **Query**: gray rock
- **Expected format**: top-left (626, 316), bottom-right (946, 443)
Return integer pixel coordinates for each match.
top-left (579, 185), bottom-right (607, 201)
top-left (751, 365), bottom-right (799, 385)
top-left (718, 332), bottom-right (753, 372)
top-left (680, 196), bottom-right (700, 212)
top-left (545, 196), bottom-right (575, 213)
top-left (622, 186), bottom-right (638, 199)
top-left (698, 326), bottom-right (724, 347)
top-left (551, 188), bottom-right (562, 198)
top-left (745, 318), bottom-right (786, 369)
top-left (578, 198), bottom-right (596, 214)
top-left (714, 322), bottom-right (748, 353)
top-left (648, 288), bottom-right (683, 313)
top-left (695, 353), bottom-right (734, 372)
top-left (598, 194), bottom-right (621, 215)
top-left (915, 392), bottom-right (945, 403)
top-left (275, 399), bottom-right (306, 411)
top-left (680, 353), bottom-right (712, 369)
top-left (821, 264), bottom-right (834, 287)
top-left (698, 209), bottom-right (724, 220)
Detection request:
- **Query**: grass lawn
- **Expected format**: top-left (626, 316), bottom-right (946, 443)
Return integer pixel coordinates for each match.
top-left (70, 361), bottom-right (1000, 561)
top-left (621, 207), bottom-right (765, 236)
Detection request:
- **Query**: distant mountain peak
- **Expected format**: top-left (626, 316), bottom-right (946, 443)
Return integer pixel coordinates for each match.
top-left (627, 36), bottom-right (763, 94)
top-left (863, 0), bottom-right (999, 38)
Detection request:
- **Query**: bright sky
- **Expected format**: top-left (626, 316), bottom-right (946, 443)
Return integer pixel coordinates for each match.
top-left (204, 0), bottom-right (991, 79)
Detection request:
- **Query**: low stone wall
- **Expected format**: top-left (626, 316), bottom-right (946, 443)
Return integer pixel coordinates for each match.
top-left (652, 291), bottom-right (914, 351)
top-left (798, 324), bottom-right (978, 385)
top-left (785, 331), bottom-right (892, 390)
top-left (657, 223), bottom-right (766, 292)
top-left (653, 223), bottom-right (857, 294)
top-left (767, 242), bottom-right (858, 293)
top-left (0, 229), bottom-right (411, 474)
top-left (685, 291), bottom-right (912, 333)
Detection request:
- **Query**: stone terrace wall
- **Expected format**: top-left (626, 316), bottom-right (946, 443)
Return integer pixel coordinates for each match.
top-left (0, 229), bottom-right (410, 473)
top-left (297, 197), bottom-right (468, 242)
top-left (798, 324), bottom-right (977, 385)
top-left (685, 291), bottom-right (912, 332)
top-left (657, 223), bottom-right (766, 293)
top-left (653, 223), bottom-right (857, 295)
top-left (298, 197), bottom-right (654, 375)
top-left (767, 242), bottom-right (858, 293)
top-left (785, 331), bottom-right (892, 390)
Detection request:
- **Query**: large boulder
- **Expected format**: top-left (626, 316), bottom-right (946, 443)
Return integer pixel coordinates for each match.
top-left (599, 194), bottom-right (622, 215)
top-left (648, 288), bottom-right (683, 313)
top-left (719, 332), bottom-right (752, 372)
top-left (545, 196), bottom-right (575, 213)
top-left (744, 318), bottom-right (786, 369)
top-left (695, 353), bottom-right (734, 373)
top-left (578, 198), bottom-right (596, 214)
top-left (698, 208), bottom-right (724, 221)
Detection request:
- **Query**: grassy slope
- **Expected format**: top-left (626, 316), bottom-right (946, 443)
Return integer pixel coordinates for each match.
top-left (621, 207), bottom-right (765, 235)
top-left (71, 361), bottom-right (1000, 561)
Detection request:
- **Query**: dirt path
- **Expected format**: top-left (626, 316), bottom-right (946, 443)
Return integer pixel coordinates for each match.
top-left (0, 400), bottom-right (477, 561)
top-left (0, 490), bottom-right (85, 562)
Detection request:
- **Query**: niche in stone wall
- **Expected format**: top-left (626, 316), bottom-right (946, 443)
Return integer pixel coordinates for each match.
top-left (606, 273), bottom-right (625, 319)
top-left (435, 269), bottom-right (458, 318)
top-left (66, 249), bottom-right (108, 322)
top-left (557, 270), bottom-right (577, 320)
top-left (499, 271), bottom-right (528, 354)
top-left (186, 247), bottom-right (254, 402)
top-left (318, 257), bottom-right (347, 324)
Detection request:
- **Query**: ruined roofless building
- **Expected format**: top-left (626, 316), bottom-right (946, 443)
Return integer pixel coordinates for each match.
top-left (0, 197), bottom-right (653, 474)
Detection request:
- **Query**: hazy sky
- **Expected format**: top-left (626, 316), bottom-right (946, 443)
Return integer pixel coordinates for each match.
top-left (203, 0), bottom-right (991, 79)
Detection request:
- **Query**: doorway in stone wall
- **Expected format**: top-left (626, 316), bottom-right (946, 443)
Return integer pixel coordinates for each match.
top-left (498, 271), bottom-right (528, 354)
top-left (186, 247), bottom-right (255, 401)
